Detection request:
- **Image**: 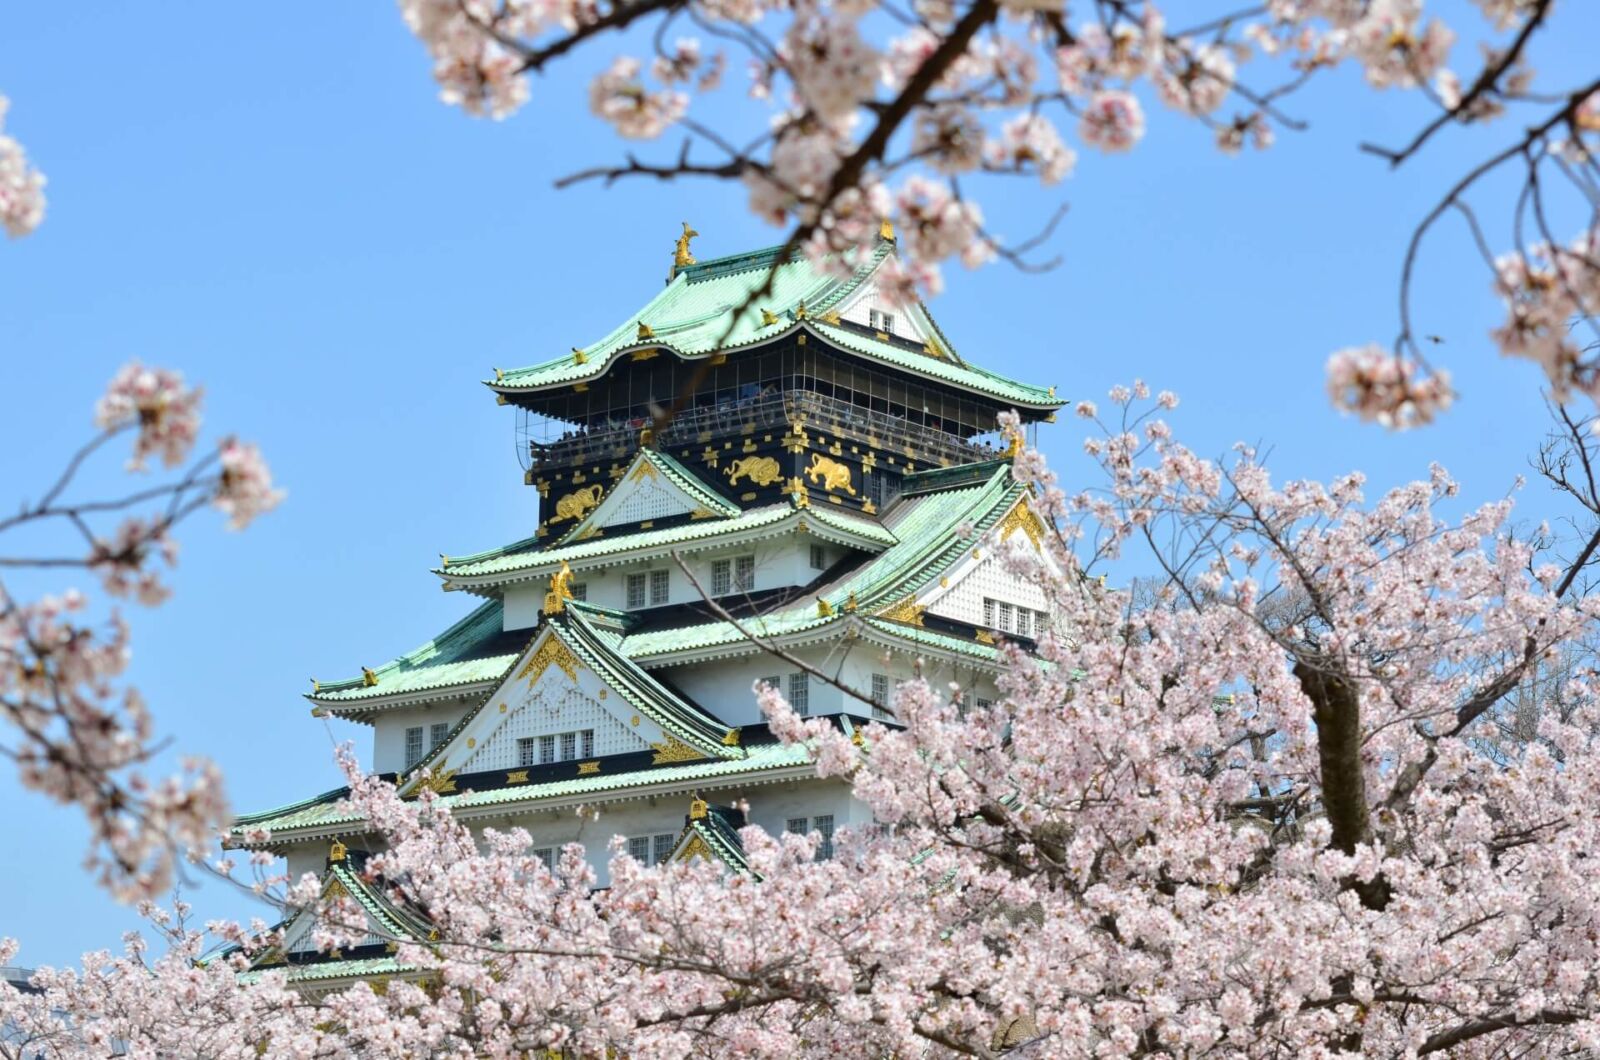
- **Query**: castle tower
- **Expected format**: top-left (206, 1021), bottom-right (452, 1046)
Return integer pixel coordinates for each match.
top-left (225, 229), bottom-right (1064, 990)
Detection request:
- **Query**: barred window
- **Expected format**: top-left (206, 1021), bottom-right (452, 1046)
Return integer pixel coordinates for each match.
top-left (628, 836), bottom-right (650, 862)
top-left (983, 597), bottom-right (996, 627)
top-left (626, 573), bottom-right (647, 609)
top-left (560, 732), bottom-right (577, 761)
top-left (539, 735), bottom-right (556, 765)
top-left (650, 569), bottom-right (669, 604)
top-left (734, 554), bottom-right (755, 592)
top-left (1015, 608), bottom-right (1031, 638)
top-left (814, 815), bottom-right (835, 860)
top-left (976, 697), bottom-right (993, 709)
top-left (711, 559), bottom-right (731, 596)
top-left (871, 673), bottom-right (893, 721)
top-left (404, 726), bottom-right (424, 768)
top-left (652, 833), bottom-right (674, 865)
top-left (570, 582), bottom-right (588, 602)
top-left (761, 675), bottom-right (780, 695)
top-left (809, 544), bottom-right (826, 570)
top-left (998, 602), bottom-right (1014, 633)
top-left (517, 737), bottom-right (537, 768)
top-left (788, 672), bottom-right (810, 716)
top-left (580, 729), bottom-right (595, 758)
top-left (785, 817), bottom-right (808, 836)
top-left (534, 847), bottom-right (555, 871)
top-left (429, 722), bottom-right (450, 750)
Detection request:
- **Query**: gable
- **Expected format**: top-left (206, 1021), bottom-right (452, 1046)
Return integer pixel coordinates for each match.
top-left (919, 501), bottom-right (1060, 626)
top-left (832, 277), bottom-right (930, 344)
top-left (554, 450), bottom-right (735, 546)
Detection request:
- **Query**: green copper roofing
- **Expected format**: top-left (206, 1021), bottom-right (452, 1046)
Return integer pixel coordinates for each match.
top-left (675, 807), bottom-right (752, 875)
top-left (310, 599), bottom-right (525, 707)
top-left (438, 501), bottom-right (894, 585)
top-left (552, 448), bottom-right (740, 548)
top-left (489, 240), bottom-right (1058, 408)
top-left (620, 464), bottom-right (1024, 660)
top-left (230, 739), bottom-right (814, 842)
top-left (239, 956), bottom-right (421, 987)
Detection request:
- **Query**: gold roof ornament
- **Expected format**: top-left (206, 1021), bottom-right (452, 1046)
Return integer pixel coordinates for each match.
top-left (572, 347), bottom-right (588, 365)
top-left (361, 667), bottom-right (379, 688)
top-left (689, 793), bottom-right (709, 820)
top-left (722, 727), bottom-right (742, 747)
top-left (543, 561), bottom-right (576, 615)
top-left (760, 307), bottom-right (780, 327)
top-left (821, 309), bottom-right (841, 326)
top-left (795, 300), bottom-right (808, 320)
top-left (673, 222), bottom-right (699, 268)
top-left (880, 218), bottom-right (895, 241)
top-left (493, 367), bottom-right (504, 382)
top-left (329, 839), bottom-right (347, 862)
top-left (1047, 385), bottom-right (1057, 398)
top-left (844, 591), bottom-right (858, 612)
top-left (310, 677), bottom-right (320, 693)
top-left (636, 321), bottom-right (654, 340)
top-left (1003, 432), bottom-right (1023, 459)
top-left (817, 598), bottom-right (835, 617)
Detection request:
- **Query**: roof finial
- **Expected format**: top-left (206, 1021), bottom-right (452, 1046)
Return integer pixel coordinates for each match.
top-left (689, 793), bottom-right (708, 820)
top-left (544, 561), bottom-right (576, 615)
top-left (362, 667), bottom-right (379, 687)
top-left (674, 222), bottom-right (699, 269)
top-left (880, 218), bottom-right (895, 241)
top-left (329, 839), bottom-right (347, 862)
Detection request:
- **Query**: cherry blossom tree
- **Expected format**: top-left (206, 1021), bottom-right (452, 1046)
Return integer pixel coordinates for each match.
top-left (396, 0), bottom-right (1600, 427)
top-left (0, 359), bottom-right (284, 902)
top-left (11, 390), bottom-right (1600, 1056)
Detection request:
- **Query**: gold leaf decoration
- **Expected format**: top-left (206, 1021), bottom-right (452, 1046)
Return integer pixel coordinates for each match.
top-left (804, 454), bottom-right (855, 495)
top-left (726, 455), bottom-right (781, 486)
top-left (877, 596), bottom-right (926, 627)
top-left (518, 636), bottom-right (579, 684)
top-left (650, 734), bottom-right (706, 765)
top-left (550, 485), bottom-right (603, 524)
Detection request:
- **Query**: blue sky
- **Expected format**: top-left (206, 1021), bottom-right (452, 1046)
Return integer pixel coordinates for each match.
top-left (1, 3), bottom-right (1595, 964)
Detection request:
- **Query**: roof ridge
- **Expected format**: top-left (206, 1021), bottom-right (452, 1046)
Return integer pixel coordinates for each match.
top-left (313, 599), bottom-right (505, 695)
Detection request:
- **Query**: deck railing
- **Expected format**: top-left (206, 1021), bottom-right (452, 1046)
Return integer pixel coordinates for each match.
top-left (529, 390), bottom-right (1000, 471)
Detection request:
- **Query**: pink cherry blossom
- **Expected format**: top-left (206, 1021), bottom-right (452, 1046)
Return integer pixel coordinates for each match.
top-left (94, 362), bottom-right (204, 471)
top-left (214, 438), bottom-right (286, 531)
top-left (1078, 89), bottom-right (1146, 152)
top-left (0, 94), bottom-right (46, 238)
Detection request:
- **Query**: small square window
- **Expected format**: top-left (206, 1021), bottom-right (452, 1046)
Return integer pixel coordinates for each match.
top-left (809, 544), bottom-right (827, 570)
top-left (650, 569), bottom-right (670, 605)
top-left (785, 817), bottom-right (809, 836)
top-left (712, 559), bottom-right (731, 596)
top-left (517, 737), bottom-right (537, 768)
top-left (627, 836), bottom-right (650, 862)
top-left (570, 582), bottom-right (587, 602)
top-left (626, 573), bottom-right (647, 609)
top-left (734, 554), bottom-right (755, 592)
top-left (404, 726), bottom-right (424, 768)
top-left (788, 672), bottom-right (810, 716)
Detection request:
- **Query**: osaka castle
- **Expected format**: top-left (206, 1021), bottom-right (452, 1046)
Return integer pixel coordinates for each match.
top-left (226, 225), bottom-right (1064, 990)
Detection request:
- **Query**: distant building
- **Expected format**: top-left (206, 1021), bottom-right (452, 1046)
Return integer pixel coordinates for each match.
top-left (226, 227), bottom-right (1064, 990)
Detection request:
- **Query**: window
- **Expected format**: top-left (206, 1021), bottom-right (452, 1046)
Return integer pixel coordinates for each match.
top-left (870, 673), bottom-right (893, 721)
top-left (998, 602), bottom-right (1014, 633)
top-left (983, 598), bottom-right (996, 627)
top-left (539, 735), bottom-right (556, 765)
top-left (976, 697), bottom-right (993, 709)
top-left (814, 815), bottom-right (835, 860)
top-left (534, 847), bottom-right (555, 871)
top-left (712, 559), bottom-right (731, 596)
top-left (626, 572), bottom-right (647, 608)
top-left (404, 726), bottom-right (424, 768)
top-left (1015, 608), bottom-right (1031, 638)
top-left (761, 675), bottom-right (780, 693)
top-left (734, 554), bottom-right (755, 592)
top-left (870, 308), bottom-right (895, 334)
top-left (580, 729), bottom-right (595, 758)
top-left (652, 833), bottom-right (674, 865)
top-left (650, 568), bottom-right (669, 604)
top-left (429, 722), bottom-right (450, 750)
top-left (570, 582), bottom-right (588, 602)
top-left (786, 817), bottom-right (809, 837)
top-left (866, 471), bottom-right (888, 509)
top-left (628, 836), bottom-right (651, 862)
top-left (560, 732), bottom-right (577, 761)
top-left (810, 544), bottom-right (827, 570)
top-left (517, 737), bottom-right (537, 768)
top-left (788, 672), bottom-right (810, 716)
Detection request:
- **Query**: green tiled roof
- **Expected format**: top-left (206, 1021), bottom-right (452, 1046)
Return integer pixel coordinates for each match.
top-left (239, 956), bottom-right (422, 986)
top-left (553, 448), bottom-right (740, 547)
top-left (859, 617), bottom-right (1001, 662)
top-left (620, 464), bottom-right (1024, 660)
top-left (310, 600), bottom-right (525, 706)
top-left (490, 240), bottom-right (1057, 408)
top-left (438, 501), bottom-right (894, 585)
top-left (230, 739), bottom-right (814, 841)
